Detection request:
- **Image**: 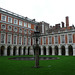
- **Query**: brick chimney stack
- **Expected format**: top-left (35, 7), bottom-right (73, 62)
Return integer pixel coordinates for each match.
top-left (61, 22), bottom-right (64, 28)
top-left (66, 16), bottom-right (69, 27)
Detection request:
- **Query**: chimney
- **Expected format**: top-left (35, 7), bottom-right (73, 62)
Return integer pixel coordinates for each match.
top-left (61, 22), bottom-right (64, 28)
top-left (66, 16), bottom-right (69, 27)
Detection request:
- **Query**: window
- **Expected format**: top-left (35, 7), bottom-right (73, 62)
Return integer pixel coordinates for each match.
top-left (14, 19), bottom-right (18, 24)
top-left (68, 34), bottom-right (72, 43)
top-left (49, 36), bottom-right (52, 44)
top-left (28, 23), bottom-right (31, 28)
top-left (24, 22), bottom-right (27, 27)
top-left (28, 30), bottom-right (31, 34)
top-left (55, 36), bottom-right (58, 44)
top-left (19, 28), bottom-right (22, 33)
top-left (1, 34), bottom-right (5, 44)
top-left (13, 35), bottom-right (17, 44)
top-left (19, 36), bottom-right (22, 45)
top-left (8, 17), bottom-right (12, 23)
top-left (14, 27), bottom-right (17, 32)
top-left (1, 15), bottom-right (6, 21)
top-left (8, 26), bottom-right (12, 31)
top-left (61, 35), bottom-right (65, 43)
top-left (24, 30), bottom-right (27, 34)
top-left (7, 35), bottom-right (12, 44)
top-left (24, 37), bottom-right (26, 45)
top-left (1, 24), bottom-right (6, 30)
top-left (19, 20), bottom-right (22, 26)
top-left (43, 37), bottom-right (46, 44)
top-left (28, 37), bottom-right (31, 45)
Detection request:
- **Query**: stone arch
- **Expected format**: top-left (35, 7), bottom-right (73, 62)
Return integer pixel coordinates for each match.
top-left (68, 45), bottom-right (73, 56)
top-left (49, 46), bottom-right (52, 55)
top-left (7, 46), bottom-right (11, 56)
top-left (55, 46), bottom-right (58, 55)
top-left (28, 47), bottom-right (30, 55)
top-left (43, 46), bottom-right (46, 55)
top-left (23, 47), bottom-right (26, 55)
top-left (0, 46), bottom-right (5, 56)
top-left (61, 45), bottom-right (65, 55)
top-left (13, 46), bottom-right (17, 56)
top-left (19, 46), bottom-right (22, 55)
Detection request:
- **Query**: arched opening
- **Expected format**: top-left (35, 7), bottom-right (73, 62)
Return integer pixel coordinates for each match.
top-left (23, 47), bottom-right (26, 55)
top-left (1, 46), bottom-right (5, 56)
top-left (39, 47), bottom-right (41, 55)
top-left (43, 46), bottom-right (46, 55)
top-left (49, 46), bottom-right (52, 55)
top-left (13, 46), bottom-right (17, 56)
top-left (28, 47), bottom-right (30, 55)
top-left (61, 46), bottom-right (65, 55)
top-left (19, 46), bottom-right (22, 55)
top-left (7, 46), bottom-right (11, 56)
top-left (68, 45), bottom-right (73, 56)
top-left (55, 46), bottom-right (58, 55)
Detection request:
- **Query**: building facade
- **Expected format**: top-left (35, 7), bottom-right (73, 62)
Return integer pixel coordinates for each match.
top-left (0, 8), bottom-right (75, 56)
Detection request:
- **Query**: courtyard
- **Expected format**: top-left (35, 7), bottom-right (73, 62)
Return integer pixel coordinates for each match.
top-left (0, 55), bottom-right (75, 75)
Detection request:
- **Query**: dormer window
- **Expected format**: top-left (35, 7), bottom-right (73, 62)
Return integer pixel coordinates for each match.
top-left (1, 24), bottom-right (6, 30)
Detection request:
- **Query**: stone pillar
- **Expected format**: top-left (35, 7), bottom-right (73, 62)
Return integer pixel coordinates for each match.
top-left (65, 45), bottom-right (68, 56)
top-left (25, 47), bottom-right (28, 55)
top-left (58, 45), bottom-right (61, 55)
top-left (41, 46), bottom-right (43, 55)
top-left (52, 46), bottom-right (55, 55)
top-left (16, 46), bottom-right (19, 55)
top-left (29, 46), bottom-right (34, 55)
top-left (10, 46), bottom-right (13, 56)
top-left (21, 47), bottom-right (23, 55)
top-left (4, 46), bottom-right (7, 56)
top-left (46, 46), bottom-right (49, 55)
top-left (73, 45), bottom-right (75, 56)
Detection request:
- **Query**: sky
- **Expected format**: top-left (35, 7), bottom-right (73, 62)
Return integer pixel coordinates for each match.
top-left (0, 0), bottom-right (75, 26)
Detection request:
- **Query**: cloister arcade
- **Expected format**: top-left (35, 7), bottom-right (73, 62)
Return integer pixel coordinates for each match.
top-left (0, 45), bottom-right (74, 56)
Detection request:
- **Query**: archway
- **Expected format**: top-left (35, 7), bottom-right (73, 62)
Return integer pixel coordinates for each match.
top-left (39, 47), bottom-right (41, 55)
top-left (28, 47), bottom-right (30, 55)
top-left (61, 46), bottom-right (65, 55)
top-left (55, 46), bottom-right (58, 55)
top-left (7, 46), bottom-right (11, 56)
top-left (68, 45), bottom-right (73, 56)
top-left (23, 47), bottom-right (26, 55)
top-left (13, 46), bottom-right (17, 56)
top-left (1, 46), bottom-right (5, 56)
top-left (19, 46), bottom-right (22, 55)
top-left (49, 46), bottom-right (52, 55)
top-left (43, 46), bottom-right (46, 55)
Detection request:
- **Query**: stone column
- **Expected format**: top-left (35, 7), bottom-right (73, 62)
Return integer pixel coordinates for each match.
top-left (46, 46), bottom-right (49, 55)
top-left (73, 45), bottom-right (75, 56)
top-left (65, 45), bottom-right (68, 56)
top-left (25, 46), bottom-right (28, 55)
top-left (58, 45), bottom-right (61, 55)
top-left (41, 46), bottom-right (43, 55)
top-left (16, 46), bottom-right (19, 55)
top-left (10, 46), bottom-right (13, 56)
top-left (52, 46), bottom-right (55, 55)
top-left (21, 47), bottom-right (23, 55)
top-left (4, 46), bottom-right (7, 56)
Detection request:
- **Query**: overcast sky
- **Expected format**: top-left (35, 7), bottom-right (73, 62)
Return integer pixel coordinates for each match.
top-left (0, 0), bottom-right (75, 26)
